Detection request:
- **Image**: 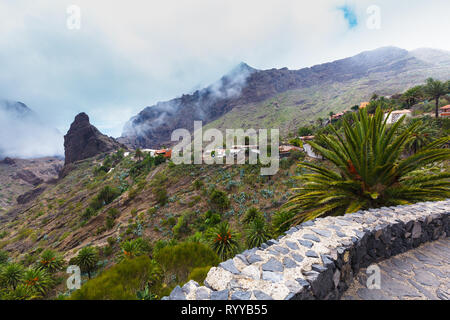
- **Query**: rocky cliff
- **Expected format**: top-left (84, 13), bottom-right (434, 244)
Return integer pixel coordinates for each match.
top-left (64, 113), bottom-right (125, 165)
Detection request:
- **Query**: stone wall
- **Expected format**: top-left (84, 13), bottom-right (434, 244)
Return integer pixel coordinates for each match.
top-left (165, 200), bottom-right (449, 300)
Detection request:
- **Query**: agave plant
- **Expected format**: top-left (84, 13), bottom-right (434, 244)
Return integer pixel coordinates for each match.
top-left (245, 218), bottom-right (272, 249)
top-left (208, 222), bottom-right (239, 260)
top-left (285, 107), bottom-right (450, 223)
top-left (23, 267), bottom-right (53, 296)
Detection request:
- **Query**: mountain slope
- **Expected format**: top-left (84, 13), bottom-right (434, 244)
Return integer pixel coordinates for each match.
top-left (120, 47), bottom-right (450, 147)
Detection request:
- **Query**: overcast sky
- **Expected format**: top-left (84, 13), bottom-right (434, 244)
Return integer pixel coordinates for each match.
top-left (0, 0), bottom-right (449, 138)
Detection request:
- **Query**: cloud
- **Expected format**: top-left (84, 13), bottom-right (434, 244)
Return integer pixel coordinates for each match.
top-left (0, 0), bottom-right (449, 144)
top-left (0, 100), bottom-right (64, 159)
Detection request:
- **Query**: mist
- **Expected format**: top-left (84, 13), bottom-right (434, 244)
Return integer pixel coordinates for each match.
top-left (0, 100), bottom-right (64, 160)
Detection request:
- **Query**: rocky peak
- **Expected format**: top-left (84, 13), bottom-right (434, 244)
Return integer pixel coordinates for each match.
top-left (64, 112), bottom-right (125, 165)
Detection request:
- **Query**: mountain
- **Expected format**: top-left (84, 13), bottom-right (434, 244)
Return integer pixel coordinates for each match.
top-left (0, 100), bottom-right (64, 159)
top-left (119, 47), bottom-right (450, 148)
top-left (0, 157), bottom-right (63, 212)
top-left (64, 112), bottom-right (126, 165)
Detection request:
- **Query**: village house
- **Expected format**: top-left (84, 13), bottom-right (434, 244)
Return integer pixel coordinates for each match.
top-left (440, 105), bottom-right (450, 117)
top-left (384, 109), bottom-right (412, 124)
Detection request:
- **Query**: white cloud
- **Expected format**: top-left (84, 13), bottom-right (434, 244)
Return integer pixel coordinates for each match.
top-left (0, 0), bottom-right (449, 140)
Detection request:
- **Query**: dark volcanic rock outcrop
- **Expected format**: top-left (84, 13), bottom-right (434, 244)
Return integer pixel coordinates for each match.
top-left (64, 113), bottom-right (125, 165)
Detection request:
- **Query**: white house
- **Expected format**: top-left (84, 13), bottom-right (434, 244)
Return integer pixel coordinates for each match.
top-left (384, 110), bottom-right (412, 124)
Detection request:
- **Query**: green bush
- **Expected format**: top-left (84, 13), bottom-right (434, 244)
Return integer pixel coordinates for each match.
top-left (154, 187), bottom-right (168, 206)
top-left (70, 256), bottom-right (162, 300)
top-left (209, 189), bottom-right (230, 212)
top-left (154, 242), bottom-right (219, 283)
top-left (188, 266), bottom-right (211, 284)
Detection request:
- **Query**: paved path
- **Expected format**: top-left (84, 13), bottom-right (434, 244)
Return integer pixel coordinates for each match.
top-left (341, 238), bottom-right (450, 300)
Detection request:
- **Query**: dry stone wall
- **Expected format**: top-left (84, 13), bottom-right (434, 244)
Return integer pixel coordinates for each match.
top-left (165, 200), bottom-right (449, 300)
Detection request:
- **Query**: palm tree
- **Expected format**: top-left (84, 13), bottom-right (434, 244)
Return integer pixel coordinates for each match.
top-left (424, 78), bottom-right (448, 118)
top-left (404, 120), bottom-right (438, 154)
top-left (23, 267), bottom-right (53, 296)
top-left (246, 218), bottom-right (272, 248)
top-left (402, 85), bottom-right (424, 108)
top-left (208, 222), bottom-right (239, 260)
top-left (284, 107), bottom-right (450, 223)
top-left (121, 239), bottom-right (143, 259)
top-left (0, 263), bottom-right (24, 290)
top-left (39, 250), bottom-right (64, 273)
top-left (74, 246), bottom-right (99, 279)
top-left (135, 148), bottom-right (144, 161)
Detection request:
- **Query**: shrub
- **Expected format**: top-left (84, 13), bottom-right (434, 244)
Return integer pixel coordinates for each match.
top-left (271, 211), bottom-right (294, 236)
top-left (154, 187), bottom-right (168, 206)
top-left (70, 256), bottom-right (162, 300)
top-left (154, 242), bottom-right (219, 283)
top-left (241, 207), bottom-right (263, 225)
top-left (0, 251), bottom-right (8, 265)
top-left (188, 266), bottom-right (211, 284)
top-left (209, 189), bottom-right (230, 212)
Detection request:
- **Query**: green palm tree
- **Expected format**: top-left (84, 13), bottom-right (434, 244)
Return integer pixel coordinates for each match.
top-left (23, 267), bottom-right (53, 296)
top-left (39, 249), bottom-right (64, 273)
top-left (121, 239), bottom-right (143, 259)
top-left (424, 78), bottom-right (448, 118)
top-left (0, 263), bottom-right (24, 290)
top-left (285, 107), bottom-right (450, 224)
top-left (402, 85), bottom-right (424, 108)
top-left (74, 246), bottom-right (99, 279)
top-left (404, 120), bottom-right (438, 154)
top-left (208, 222), bottom-right (239, 260)
top-left (245, 218), bottom-right (272, 248)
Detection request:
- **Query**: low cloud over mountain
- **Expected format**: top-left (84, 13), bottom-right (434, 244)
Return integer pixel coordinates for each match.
top-left (0, 100), bottom-right (64, 159)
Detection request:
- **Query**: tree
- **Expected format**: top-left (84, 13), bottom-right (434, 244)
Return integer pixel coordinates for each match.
top-left (23, 267), bottom-right (53, 296)
top-left (121, 239), bottom-right (143, 259)
top-left (245, 218), bottom-right (272, 248)
top-left (402, 85), bottom-right (424, 108)
top-left (404, 120), bottom-right (437, 154)
top-left (135, 148), bottom-right (144, 161)
top-left (424, 78), bottom-right (448, 118)
top-left (285, 107), bottom-right (450, 223)
top-left (298, 126), bottom-right (314, 137)
top-left (0, 263), bottom-right (24, 290)
top-left (39, 250), bottom-right (64, 273)
top-left (208, 222), bottom-right (239, 260)
top-left (74, 246), bottom-right (99, 279)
